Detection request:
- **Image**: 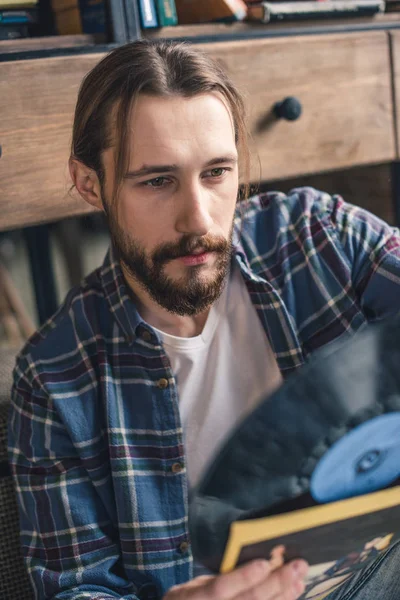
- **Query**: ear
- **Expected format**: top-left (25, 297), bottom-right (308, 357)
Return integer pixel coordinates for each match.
top-left (69, 158), bottom-right (104, 211)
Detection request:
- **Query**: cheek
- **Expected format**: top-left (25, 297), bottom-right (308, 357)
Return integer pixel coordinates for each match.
top-left (214, 183), bottom-right (238, 233)
top-left (116, 190), bottom-right (171, 249)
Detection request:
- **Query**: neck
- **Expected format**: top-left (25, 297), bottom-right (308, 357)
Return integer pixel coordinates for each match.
top-left (121, 263), bottom-right (210, 338)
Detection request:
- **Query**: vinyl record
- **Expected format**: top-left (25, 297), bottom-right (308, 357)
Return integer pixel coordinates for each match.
top-left (310, 413), bottom-right (400, 503)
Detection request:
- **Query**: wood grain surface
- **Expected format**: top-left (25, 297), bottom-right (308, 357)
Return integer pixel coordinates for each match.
top-left (0, 34), bottom-right (98, 54)
top-left (0, 53), bottom-right (104, 231)
top-left (0, 31), bottom-right (396, 230)
top-left (204, 32), bottom-right (395, 182)
top-left (390, 30), bottom-right (400, 156)
top-left (145, 13), bottom-right (400, 39)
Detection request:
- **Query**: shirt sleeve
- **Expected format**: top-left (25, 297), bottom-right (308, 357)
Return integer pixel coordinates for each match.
top-left (328, 195), bottom-right (400, 321)
top-left (8, 359), bottom-right (142, 600)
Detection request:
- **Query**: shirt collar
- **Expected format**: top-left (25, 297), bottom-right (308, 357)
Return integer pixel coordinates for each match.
top-left (99, 236), bottom-right (303, 372)
top-left (232, 220), bottom-right (305, 375)
top-left (99, 242), bottom-right (253, 346)
top-left (99, 246), bottom-right (149, 345)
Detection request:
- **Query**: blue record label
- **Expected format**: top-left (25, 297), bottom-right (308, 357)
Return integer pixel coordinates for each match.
top-left (310, 413), bottom-right (400, 503)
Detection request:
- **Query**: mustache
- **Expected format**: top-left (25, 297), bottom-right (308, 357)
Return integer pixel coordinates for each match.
top-left (152, 234), bottom-right (229, 264)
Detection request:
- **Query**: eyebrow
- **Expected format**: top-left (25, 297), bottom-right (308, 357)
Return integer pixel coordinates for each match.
top-left (124, 154), bottom-right (238, 180)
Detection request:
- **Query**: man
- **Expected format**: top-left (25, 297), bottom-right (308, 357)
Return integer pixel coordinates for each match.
top-left (8, 39), bottom-right (400, 600)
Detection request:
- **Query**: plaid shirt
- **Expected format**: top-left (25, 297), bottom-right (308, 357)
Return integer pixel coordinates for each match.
top-left (8, 187), bottom-right (400, 600)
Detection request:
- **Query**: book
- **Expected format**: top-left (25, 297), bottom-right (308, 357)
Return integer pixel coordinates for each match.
top-left (51, 0), bottom-right (106, 35)
top-left (221, 487), bottom-right (400, 598)
top-left (78, 0), bottom-right (105, 33)
top-left (138, 0), bottom-right (159, 27)
top-left (0, 21), bottom-right (28, 36)
top-left (0, 7), bottom-right (36, 36)
top-left (124, 0), bottom-right (141, 40)
top-left (189, 317), bottom-right (400, 599)
top-left (0, 0), bottom-right (37, 7)
top-left (386, 0), bottom-right (400, 11)
top-left (156, 0), bottom-right (177, 26)
top-left (175, 0), bottom-right (247, 24)
top-left (51, 6), bottom-right (82, 35)
top-left (247, 0), bottom-right (385, 23)
top-left (0, 9), bottom-right (36, 23)
top-left (107, 0), bottom-right (129, 43)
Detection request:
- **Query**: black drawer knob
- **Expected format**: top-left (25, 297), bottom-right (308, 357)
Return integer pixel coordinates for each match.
top-left (274, 97), bottom-right (302, 121)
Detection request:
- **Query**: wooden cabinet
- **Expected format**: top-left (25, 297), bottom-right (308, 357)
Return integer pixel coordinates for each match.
top-left (390, 31), bottom-right (400, 157)
top-left (0, 54), bottom-right (103, 231)
top-left (0, 30), bottom-right (397, 230)
top-left (201, 32), bottom-right (395, 181)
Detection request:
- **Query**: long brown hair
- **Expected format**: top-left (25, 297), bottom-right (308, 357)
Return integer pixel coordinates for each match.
top-left (71, 39), bottom-right (250, 208)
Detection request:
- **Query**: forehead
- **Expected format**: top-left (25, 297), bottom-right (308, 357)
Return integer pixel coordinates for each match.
top-left (126, 93), bottom-right (237, 165)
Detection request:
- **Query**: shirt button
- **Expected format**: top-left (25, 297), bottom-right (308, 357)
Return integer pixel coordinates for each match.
top-left (178, 541), bottom-right (189, 554)
top-left (171, 462), bottom-right (183, 474)
top-left (157, 378), bottom-right (169, 389)
top-left (142, 330), bottom-right (152, 342)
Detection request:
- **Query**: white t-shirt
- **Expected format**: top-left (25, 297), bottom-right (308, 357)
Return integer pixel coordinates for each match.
top-left (154, 265), bottom-right (283, 488)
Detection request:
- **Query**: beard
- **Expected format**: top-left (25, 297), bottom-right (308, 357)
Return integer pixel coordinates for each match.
top-left (107, 212), bottom-right (233, 316)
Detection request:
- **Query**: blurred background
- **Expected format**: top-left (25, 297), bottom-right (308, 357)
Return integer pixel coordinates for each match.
top-left (1, 0), bottom-right (400, 347)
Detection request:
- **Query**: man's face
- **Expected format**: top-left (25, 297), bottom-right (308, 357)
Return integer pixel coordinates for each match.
top-left (102, 93), bottom-right (240, 316)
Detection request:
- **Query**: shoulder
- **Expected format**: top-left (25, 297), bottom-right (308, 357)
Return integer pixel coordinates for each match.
top-left (243, 186), bottom-right (395, 237)
top-left (238, 186), bottom-right (397, 249)
top-left (243, 186), bottom-right (337, 226)
top-left (13, 267), bottom-right (105, 388)
top-left (236, 187), bottom-right (340, 255)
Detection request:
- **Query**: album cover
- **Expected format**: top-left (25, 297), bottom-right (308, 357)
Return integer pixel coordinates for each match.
top-left (189, 317), bottom-right (400, 600)
top-left (222, 484), bottom-right (400, 600)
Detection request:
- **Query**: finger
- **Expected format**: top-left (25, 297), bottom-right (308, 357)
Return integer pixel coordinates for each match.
top-left (267, 560), bottom-right (309, 600)
top-left (231, 559), bottom-right (308, 600)
top-left (189, 575), bottom-right (216, 588)
top-left (268, 560), bottom-right (308, 600)
top-left (165, 575), bottom-right (216, 599)
top-left (200, 560), bottom-right (272, 600)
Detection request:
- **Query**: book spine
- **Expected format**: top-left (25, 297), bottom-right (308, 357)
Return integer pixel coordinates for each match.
top-left (138, 0), bottom-right (159, 27)
top-left (248, 0), bottom-right (384, 23)
top-left (124, 0), bottom-right (141, 40)
top-left (0, 0), bottom-right (37, 6)
top-left (0, 11), bottom-right (30, 23)
top-left (78, 0), bottom-right (106, 34)
top-left (225, 0), bottom-right (248, 20)
top-left (0, 22), bottom-right (29, 37)
top-left (155, 0), bottom-right (177, 26)
top-left (175, 0), bottom-right (247, 23)
top-left (51, 0), bottom-right (82, 34)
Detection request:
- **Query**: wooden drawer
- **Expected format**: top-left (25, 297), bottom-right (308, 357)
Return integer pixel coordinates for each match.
top-left (201, 32), bottom-right (395, 181)
top-left (0, 54), bottom-right (103, 231)
top-left (0, 31), bottom-right (395, 230)
top-left (390, 31), bottom-right (400, 157)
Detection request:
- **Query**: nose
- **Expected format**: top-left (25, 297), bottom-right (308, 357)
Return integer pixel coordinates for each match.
top-left (175, 182), bottom-right (213, 237)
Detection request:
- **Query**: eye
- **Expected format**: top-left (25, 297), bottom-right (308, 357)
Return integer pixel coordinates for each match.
top-left (210, 168), bottom-right (226, 177)
top-left (204, 167), bottom-right (231, 179)
top-left (142, 176), bottom-right (170, 188)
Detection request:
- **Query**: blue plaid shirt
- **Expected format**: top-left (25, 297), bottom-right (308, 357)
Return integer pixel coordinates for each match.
top-left (9, 188), bottom-right (400, 600)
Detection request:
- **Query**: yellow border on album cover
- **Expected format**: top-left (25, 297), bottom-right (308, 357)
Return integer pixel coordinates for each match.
top-left (220, 486), bottom-right (400, 573)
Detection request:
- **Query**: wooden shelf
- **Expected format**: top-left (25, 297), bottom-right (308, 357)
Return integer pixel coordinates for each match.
top-left (1, 14), bottom-right (400, 232)
top-left (144, 13), bottom-right (400, 40)
top-left (2, 13), bottom-right (400, 59)
top-left (0, 34), bottom-right (100, 54)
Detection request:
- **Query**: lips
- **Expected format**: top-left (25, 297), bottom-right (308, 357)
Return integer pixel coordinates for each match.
top-left (179, 252), bottom-right (211, 266)
top-left (189, 248), bottom-right (207, 256)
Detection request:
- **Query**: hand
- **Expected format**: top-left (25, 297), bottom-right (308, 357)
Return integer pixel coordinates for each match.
top-left (164, 558), bottom-right (309, 600)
